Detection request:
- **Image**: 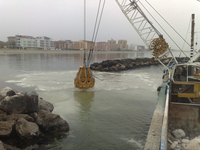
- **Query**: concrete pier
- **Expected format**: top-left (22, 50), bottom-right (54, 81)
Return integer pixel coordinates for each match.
top-left (144, 75), bottom-right (169, 150)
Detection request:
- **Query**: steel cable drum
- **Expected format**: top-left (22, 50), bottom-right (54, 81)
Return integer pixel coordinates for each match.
top-left (149, 38), bottom-right (168, 57)
top-left (74, 63), bottom-right (95, 90)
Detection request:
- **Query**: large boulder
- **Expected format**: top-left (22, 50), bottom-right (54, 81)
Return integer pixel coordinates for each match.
top-left (116, 63), bottom-right (126, 70)
top-left (96, 65), bottom-right (103, 70)
top-left (3, 143), bottom-right (20, 150)
top-left (185, 136), bottom-right (200, 150)
top-left (0, 113), bottom-right (6, 121)
top-left (38, 98), bottom-right (54, 112)
top-left (170, 141), bottom-right (178, 149)
top-left (28, 91), bottom-right (38, 112)
top-left (6, 114), bottom-right (34, 122)
top-left (0, 94), bottom-right (38, 114)
top-left (120, 64), bottom-right (126, 70)
top-left (108, 66), bottom-right (116, 71)
top-left (172, 129), bottom-right (186, 139)
top-left (15, 118), bottom-right (40, 139)
top-left (0, 87), bottom-right (16, 101)
top-left (90, 62), bottom-right (99, 68)
top-left (0, 120), bottom-right (15, 137)
top-left (0, 88), bottom-right (69, 149)
top-left (0, 141), bottom-right (6, 150)
top-left (108, 60), bottom-right (118, 67)
top-left (36, 110), bottom-right (69, 134)
top-left (101, 60), bottom-right (109, 67)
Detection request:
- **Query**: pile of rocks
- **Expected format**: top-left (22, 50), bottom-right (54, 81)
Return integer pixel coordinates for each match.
top-left (168, 129), bottom-right (200, 150)
top-left (0, 87), bottom-right (69, 149)
top-left (90, 58), bottom-right (159, 72)
top-left (90, 57), bottom-right (189, 72)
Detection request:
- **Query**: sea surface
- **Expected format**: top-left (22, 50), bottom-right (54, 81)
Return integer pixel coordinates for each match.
top-left (0, 51), bottom-right (170, 149)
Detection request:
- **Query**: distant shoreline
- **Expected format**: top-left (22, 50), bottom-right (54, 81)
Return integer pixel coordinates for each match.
top-left (0, 49), bottom-right (81, 54)
top-left (0, 49), bottom-right (147, 54)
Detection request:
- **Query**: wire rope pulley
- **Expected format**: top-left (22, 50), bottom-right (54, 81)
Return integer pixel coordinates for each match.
top-left (149, 38), bottom-right (168, 57)
top-left (74, 63), bottom-right (95, 90)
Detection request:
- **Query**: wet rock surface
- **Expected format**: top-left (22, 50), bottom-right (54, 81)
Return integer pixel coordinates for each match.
top-left (90, 57), bottom-right (189, 72)
top-left (0, 87), bottom-right (69, 149)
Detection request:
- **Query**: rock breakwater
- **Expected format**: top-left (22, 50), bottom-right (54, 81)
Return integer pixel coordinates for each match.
top-left (0, 87), bottom-right (69, 149)
top-left (90, 57), bottom-right (189, 72)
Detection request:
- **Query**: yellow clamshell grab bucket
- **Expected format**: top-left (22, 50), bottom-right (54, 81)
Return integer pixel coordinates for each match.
top-left (74, 49), bottom-right (95, 90)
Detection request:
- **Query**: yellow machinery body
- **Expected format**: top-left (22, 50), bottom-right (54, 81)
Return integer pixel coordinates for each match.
top-left (74, 63), bottom-right (95, 90)
top-left (177, 82), bottom-right (200, 99)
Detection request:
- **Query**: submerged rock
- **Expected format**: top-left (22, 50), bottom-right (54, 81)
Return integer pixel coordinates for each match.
top-left (36, 110), bottom-right (69, 134)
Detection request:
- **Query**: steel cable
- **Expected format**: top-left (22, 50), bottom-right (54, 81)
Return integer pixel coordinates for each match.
top-left (138, 0), bottom-right (189, 58)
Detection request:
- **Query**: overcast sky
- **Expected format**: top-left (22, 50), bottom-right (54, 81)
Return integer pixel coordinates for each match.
top-left (0, 0), bottom-right (199, 50)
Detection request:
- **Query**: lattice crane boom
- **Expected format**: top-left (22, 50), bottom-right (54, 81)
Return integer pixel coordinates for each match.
top-left (115, 0), bottom-right (161, 47)
top-left (115, 0), bottom-right (178, 66)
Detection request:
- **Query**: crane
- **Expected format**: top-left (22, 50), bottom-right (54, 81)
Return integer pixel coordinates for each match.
top-left (115, 0), bottom-right (178, 71)
top-left (115, 1), bottom-right (200, 149)
top-left (74, 0), bottom-right (106, 90)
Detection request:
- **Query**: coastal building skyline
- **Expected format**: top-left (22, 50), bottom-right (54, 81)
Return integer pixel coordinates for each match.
top-left (6, 35), bottom-right (146, 51)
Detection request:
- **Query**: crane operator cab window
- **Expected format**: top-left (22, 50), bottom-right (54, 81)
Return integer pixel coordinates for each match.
top-left (187, 65), bottom-right (200, 82)
top-left (173, 65), bottom-right (187, 82)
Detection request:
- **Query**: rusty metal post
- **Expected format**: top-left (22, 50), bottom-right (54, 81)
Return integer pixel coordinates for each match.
top-left (190, 14), bottom-right (195, 58)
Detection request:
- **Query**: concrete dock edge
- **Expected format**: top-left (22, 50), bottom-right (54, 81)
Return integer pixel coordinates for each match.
top-left (144, 80), bottom-right (168, 150)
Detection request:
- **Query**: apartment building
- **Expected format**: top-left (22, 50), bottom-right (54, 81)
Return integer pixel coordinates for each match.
top-left (118, 40), bottom-right (127, 50)
top-left (128, 44), bottom-right (146, 51)
top-left (7, 36), bottom-right (16, 48)
top-left (54, 40), bottom-right (65, 49)
top-left (73, 40), bottom-right (95, 50)
top-left (9, 35), bottom-right (54, 49)
top-left (108, 40), bottom-right (120, 51)
top-left (73, 41), bottom-right (83, 50)
top-left (7, 36), bottom-right (15, 41)
top-left (54, 40), bottom-right (73, 50)
top-left (35, 36), bottom-right (54, 50)
top-left (15, 35), bottom-right (36, 49)
top-left (0, 41), bottom-right (6, 48)
top-left (129, 44), bottom-right (136, 50)
top-left (96, 42), bottom-right (109, 51)
top-left (137, 45), bottom-right (145, 51)
top-left (65, 40), bottom-right (73, 49)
